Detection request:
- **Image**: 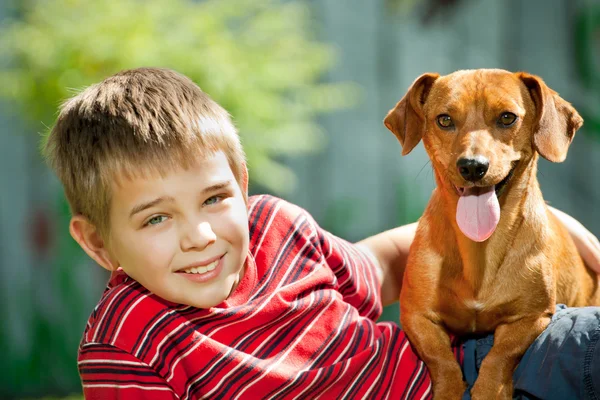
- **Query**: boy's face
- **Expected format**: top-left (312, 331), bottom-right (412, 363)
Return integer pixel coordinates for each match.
top-left (103, 151), bottom-right (249, 309)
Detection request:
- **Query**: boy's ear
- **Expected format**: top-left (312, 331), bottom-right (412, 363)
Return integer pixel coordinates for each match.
top-left (69, 215), bottom-right (118, 272)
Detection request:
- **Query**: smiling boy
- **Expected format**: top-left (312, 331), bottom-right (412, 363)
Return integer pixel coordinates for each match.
top-left (46, 68), bottom-right (600, 399)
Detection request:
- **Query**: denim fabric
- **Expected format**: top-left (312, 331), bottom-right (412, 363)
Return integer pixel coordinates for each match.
top-left (461, 305), bottom-right (600, 400)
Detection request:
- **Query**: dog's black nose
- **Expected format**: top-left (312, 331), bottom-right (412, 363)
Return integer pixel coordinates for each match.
top-left (457, 157), bottom-right (489, 182)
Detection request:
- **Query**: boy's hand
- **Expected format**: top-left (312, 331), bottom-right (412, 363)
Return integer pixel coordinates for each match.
top-left (549, 206), bottom-right (600, 274)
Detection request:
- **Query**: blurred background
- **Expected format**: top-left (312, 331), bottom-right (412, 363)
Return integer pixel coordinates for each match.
top-left (1, 0), bottom-right (599, 398)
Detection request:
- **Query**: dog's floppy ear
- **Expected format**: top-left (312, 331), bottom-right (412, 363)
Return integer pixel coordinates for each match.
top-left (518, 72), bottom-right (583, 162)
top-left (384, 73), bottom-right (439, 155)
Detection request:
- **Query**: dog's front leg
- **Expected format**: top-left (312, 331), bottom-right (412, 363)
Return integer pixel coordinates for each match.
top-left (470, 315), bottom-right (551, 400)
top-left (401, 312), bottom-right (466, 400)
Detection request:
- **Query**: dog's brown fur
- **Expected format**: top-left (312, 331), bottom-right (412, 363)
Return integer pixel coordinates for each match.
top-left (384, 69), bottom-right (600, 400)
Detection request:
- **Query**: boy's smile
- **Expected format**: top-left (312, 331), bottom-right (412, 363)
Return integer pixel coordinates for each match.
top-left (103, 151), bottom-right (250, 309)
top-left (176, 254), bottom-right (223, 282)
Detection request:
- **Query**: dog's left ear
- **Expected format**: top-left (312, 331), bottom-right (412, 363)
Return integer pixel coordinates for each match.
top-left (384, 73), bottom-right (439, 155)
top-left (518, 72), bottom-right (583, 162)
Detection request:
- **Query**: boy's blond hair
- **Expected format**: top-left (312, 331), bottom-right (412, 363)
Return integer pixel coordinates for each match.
top-left (45, 67), bottom-right (246, 237)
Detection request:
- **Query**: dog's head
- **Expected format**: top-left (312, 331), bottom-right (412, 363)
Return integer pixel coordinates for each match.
top-left (384, 69), bottom-right (583, 241)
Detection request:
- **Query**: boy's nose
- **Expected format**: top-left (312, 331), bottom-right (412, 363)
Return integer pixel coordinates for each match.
top-left (180, 221), bottom-right (216, 251)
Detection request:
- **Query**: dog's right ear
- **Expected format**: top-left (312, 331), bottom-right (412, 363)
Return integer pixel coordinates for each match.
top-left (518, 72), bottom-right (583, 162)
top-left (384, 73), bottom-right (439, 155)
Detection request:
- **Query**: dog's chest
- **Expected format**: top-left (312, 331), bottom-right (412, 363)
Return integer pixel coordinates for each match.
top-left (437, 280), bottom-right (519, 334)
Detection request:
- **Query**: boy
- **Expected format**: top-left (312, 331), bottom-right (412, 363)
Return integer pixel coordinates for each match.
top-left (45, 68), bottom-right (599, 399)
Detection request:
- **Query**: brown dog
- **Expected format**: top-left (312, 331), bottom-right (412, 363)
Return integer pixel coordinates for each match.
top-left (384, 69), bottom-right (600, 400)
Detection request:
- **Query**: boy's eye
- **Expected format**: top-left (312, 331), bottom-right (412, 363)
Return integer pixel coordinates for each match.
top-left (145, 215), bottom-right (168, 226)
top-left (204, 195), bottom-right (223, 206)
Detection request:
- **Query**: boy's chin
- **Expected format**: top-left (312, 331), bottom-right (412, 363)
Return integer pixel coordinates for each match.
top-left (185, 282), bottom-right (239, 309)
top-left (190, 299), bottom-right (227, 309)
top-left (178, 293), bottom-right (226, 309)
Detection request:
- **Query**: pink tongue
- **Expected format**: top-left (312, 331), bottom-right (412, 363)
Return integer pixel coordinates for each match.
top-left (456, 186), bottom-right (500, 242)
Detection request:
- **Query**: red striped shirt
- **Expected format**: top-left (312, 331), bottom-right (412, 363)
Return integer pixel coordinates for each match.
top-left (78, 195), bottom-right (457, 399)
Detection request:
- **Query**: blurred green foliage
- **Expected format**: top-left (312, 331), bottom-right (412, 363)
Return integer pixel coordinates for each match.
top-left (0, 0), bottom-right (358, 193)
top-left (0, 0), bottom-right (358, 397)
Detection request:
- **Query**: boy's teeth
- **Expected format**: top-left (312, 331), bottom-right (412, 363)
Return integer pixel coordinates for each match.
top-left (182, 259), bottom-right (219, 274)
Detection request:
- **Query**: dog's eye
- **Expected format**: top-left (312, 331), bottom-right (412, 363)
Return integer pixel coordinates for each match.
top-left (498, 112), bottom-right (517, 127)
top-left (436, 114), bottom-right (454, 129)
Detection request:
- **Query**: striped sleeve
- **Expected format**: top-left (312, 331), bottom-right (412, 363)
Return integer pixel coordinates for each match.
top-left (318, 228), bottom-right (383, 320)
top-left (249, 195), bottom-right (382, 320)
top-left (274, 202), bottom-right (383, 322)
top-left (79, 343), bottom-right (179, 400)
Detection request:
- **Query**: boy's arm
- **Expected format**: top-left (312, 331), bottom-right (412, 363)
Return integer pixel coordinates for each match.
top-left (356, 222), bottom-right (417, 307)
top-left (548, 206), bottom-right (600, 274)
top-left (79, 343), bottom-right (178, 399)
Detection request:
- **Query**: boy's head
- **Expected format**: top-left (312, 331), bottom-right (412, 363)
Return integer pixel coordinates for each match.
top-left (46, 67), bottom-right (247, 237)
top-left (45, 68), bottom-right (251, 308)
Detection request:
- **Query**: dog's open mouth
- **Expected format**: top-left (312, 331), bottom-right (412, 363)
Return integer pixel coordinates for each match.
top-left (453, 161), bottom-right (519, 242)
top-left (454, 161), bottom-right (518, 199)
top-left (493, 161), bottom-right (518, 197)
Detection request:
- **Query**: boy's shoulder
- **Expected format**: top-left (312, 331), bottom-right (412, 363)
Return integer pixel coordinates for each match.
top-left (80, 271), bottom-right (198, 362)
top-left (247, 194), bottom-right (320, 248)
top-left (248, 194), bottom-right (313, 221)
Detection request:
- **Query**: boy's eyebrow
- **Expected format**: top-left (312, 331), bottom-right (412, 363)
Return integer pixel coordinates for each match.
top-left (202, 180), bottom-right (233, 194)
top-left (129, 196), bottom-right (176, 219)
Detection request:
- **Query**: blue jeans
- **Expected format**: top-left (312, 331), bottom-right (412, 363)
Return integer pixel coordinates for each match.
top-left (461, 305), bottom-right (600, 400)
